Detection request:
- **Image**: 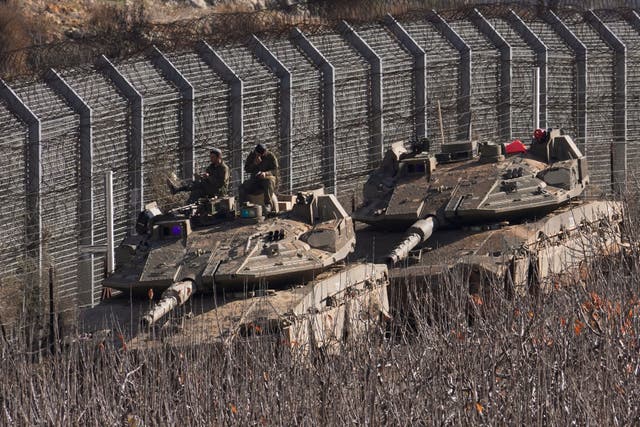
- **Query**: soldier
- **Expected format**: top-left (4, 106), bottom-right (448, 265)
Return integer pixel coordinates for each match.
top-left (168, 148), bottom-right (230, 203)
top-left (239, 143), bottom-right (279, 212)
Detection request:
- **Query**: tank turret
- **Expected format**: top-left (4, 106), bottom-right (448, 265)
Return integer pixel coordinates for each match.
top-left (102, 191), bottom-right (389, 347)
top-left (354, 129), bottom-right (590, 264)
top-left (352, 128), bottom-right (623, 297)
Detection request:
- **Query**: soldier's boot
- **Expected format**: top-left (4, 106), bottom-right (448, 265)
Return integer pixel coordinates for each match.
top-left (166, 178), bottom-right (178, 195)
top-left (167, 173), bottom-right (191, 195)
top-left (166, 172), bottom-right (180, 195)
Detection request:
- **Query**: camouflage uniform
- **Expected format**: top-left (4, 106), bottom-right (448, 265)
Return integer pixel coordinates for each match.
top-left (239, 151), bottom-right (279, 205)
top-left (199, 161), bottom-right (230, 197)
top-left (176, 161), bottom-right (230, 203)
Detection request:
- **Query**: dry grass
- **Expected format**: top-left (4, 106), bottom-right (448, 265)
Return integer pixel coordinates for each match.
top-left (0, 0), bottom-right (40, 77)
top-left (307, 0), bottom-right (417, 23)
top-left (1, 199), bottom-right (639, 424)
top-left (1, 0), bottom-right (628, 80)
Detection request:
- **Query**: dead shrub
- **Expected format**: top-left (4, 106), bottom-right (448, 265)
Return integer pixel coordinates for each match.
top-left (89, 3), bottom-right (131, 35)
top-left (87, 0), bottom-right (150, 57)
top-left (308, 0), bottom-right (408, 22)
top-left (0, 1), bottom-right (32, 77)
top-left (0, 275), bottom-right (22, 329)
top-left (203, 10), bottom-right (322, 44)
top-left (1, 200), bottom-right (640, 423)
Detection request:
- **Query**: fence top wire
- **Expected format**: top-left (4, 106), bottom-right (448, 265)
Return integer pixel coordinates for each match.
top-left (486, 17), bottom-right (533, 52)
top-left (558, 12), bottom-right (617, 54)
top-left (207, 44), bottom-right (277, 85)
top-left (0, 101), bottom-right (26, 138)
top-left (400, 21), bottom-right (460, 57)
top-left (113, 54), bottom-right (181, 99)
top-left (170, 51), bottom-right (232, 95)
top-left (600, 18), bottom-right (640, 53)
top-left (354, 23), bottom-right (414, 62)
top-left (261, 37), bottom-right (319, 77)
top-left (11, 81), bottom-right (76, 122)
top-left (60, 68), bottom-right (129, 112)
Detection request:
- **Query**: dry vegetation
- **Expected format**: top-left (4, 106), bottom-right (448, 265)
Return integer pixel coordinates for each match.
top-left (0, 0), bottom-right (634, 79)
top-left (1, 200), bottom-right (639, 424)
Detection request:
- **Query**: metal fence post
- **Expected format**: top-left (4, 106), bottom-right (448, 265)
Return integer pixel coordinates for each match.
top-left (151, 46), bottom-right (195, 181)
top-left (470, 9), bottom-right (512, 141)
top-left (96, 55), bottom-right (144, 219)
top-left (508, 10), bottom-right (549, 128)
top-left (384, 14), bottom-right (427, 141)
top-left (44, 69), bottom-right (96, 306)
top-left (197, 41), bottom-right (244, 188)
top-left (339, 21), bottom-right (384, 167)
top-left (291, 28), bottom-right (337, 195)
top-left (532, 67), bottom-right (540, 130)
top-left (248, 35), bottom-right (293, 194)
top-left (0, 79), bottom-right (42, 289)
top-left (427, 10), bottom-right (472, 141)
top-left (626, 10), bottom-right (640, 33)
top-left (586, 10), bottom-right (627, 191)
top-left (543, 10), bottom-right (587, 149)
top-left (104, 171), bottom-right (115, 275)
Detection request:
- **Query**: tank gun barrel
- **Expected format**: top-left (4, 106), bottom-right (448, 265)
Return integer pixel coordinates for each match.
top-left (387, 217), bottom-right (436, 265)
top-left (142, 280), bottom-right (194, 327)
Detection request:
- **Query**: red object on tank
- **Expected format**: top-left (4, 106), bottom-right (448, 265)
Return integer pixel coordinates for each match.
top-left (533, 128), bottom-right (545, 140)
top-left (505, 139), bottom-right (527, 155)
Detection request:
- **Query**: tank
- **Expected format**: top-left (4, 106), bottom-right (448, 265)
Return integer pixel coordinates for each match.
top-left (102, 189), bottom-right (389, 347)
top-left (352, 129), bottom-right (624, 294)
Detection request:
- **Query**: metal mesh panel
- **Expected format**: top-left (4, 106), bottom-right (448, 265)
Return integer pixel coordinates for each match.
top-left (488, 17), bottom-right (537, 140)
top-left (599, 17), bottom-right (640, 183)
top-left (356, 23), bottom-right (415, 147)
top-left (0, 103), bottom-right (27, 288)
top-left (402, 20), bottom-right (461, 151)
top-left (167, 51), bottom-right (231, 183)
top-left (263, 37), bottom-right (324, 192)
top-left (447, 19), bottom-right (501, 143)
top-left (213, 45), bottom-right (280, 189)
top-left (116, 57), bottom-right (182, 207)
top-left (13, 82), bottom-right (80, 305)
top-left (62, 68), bottom-right (131, 304)
top-left (524, 20), bottom-right (579, 145)
top-left (307, 31), bottom-right (371, 199)
top-left (561, 15), bottom-right (615, 191)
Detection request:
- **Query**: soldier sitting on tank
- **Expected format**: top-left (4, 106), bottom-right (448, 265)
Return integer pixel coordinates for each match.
top-left (168, 148), bottom-right (230, 203)
top-left (239, 143), bottom-right (279, 213)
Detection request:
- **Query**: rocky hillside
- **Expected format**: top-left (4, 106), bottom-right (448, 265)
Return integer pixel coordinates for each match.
top-left (3, 0), bottom-right (629, 79)
top-left (0, 0), bottom-right (314, 78)
top-left (17, 0), bottom-right (289, 43)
